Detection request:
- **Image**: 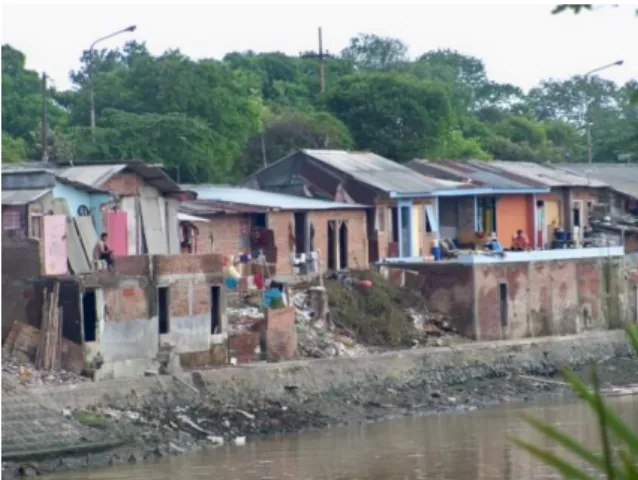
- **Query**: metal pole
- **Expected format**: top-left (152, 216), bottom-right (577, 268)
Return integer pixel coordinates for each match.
top-left (41, 73), bottom-right (48, 163)
top-left (88, 25), bottom-right (137, 137)
top-left (318, 27), bottom-right (325, 93)
top-left (582, 60), bottom-right (623, 166)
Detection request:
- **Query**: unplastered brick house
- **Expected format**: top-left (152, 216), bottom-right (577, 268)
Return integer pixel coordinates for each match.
top-left (1, 161), bottom-right (232, 380)
top-left (178, 185), bottom-right (370, 278)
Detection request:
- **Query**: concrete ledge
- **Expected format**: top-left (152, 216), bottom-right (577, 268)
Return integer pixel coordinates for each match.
top-left (17, 330), bottom-right (630, 410)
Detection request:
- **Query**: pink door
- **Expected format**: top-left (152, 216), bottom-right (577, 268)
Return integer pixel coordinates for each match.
top-left (107, 210), bottom-right (128, 256)
top-left (43, 215), bottom-right (67, 275)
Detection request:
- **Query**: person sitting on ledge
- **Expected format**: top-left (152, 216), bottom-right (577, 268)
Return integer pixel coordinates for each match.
top-left (485, 232), bottom-right (504, 253)
top-left (511, 229), bottom-right (531, 251)
top-left (94, 233), bottom-right (114, 269)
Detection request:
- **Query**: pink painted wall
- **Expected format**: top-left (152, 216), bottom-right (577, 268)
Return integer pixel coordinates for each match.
top-left (108, 210), bottom-right (129, 256)
top-left (43, 215), bottom-right (67, 275)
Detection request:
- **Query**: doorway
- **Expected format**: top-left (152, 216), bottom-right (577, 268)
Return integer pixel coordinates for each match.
top-left (82, 290), bottom-right (97, 342)
top-left (158, 287), bottom-right (170, 334)
top-left (536, 200), bottom-right (545, 248)
top-left (339, 221), bottom-right (348, 269)
top-left (399, 204), bottom-right (412, 257)
top-left (210, 286), bottom-right (221, 334)
top-left (327, 221), bottom-right (336, 270)
top-left (499, 283), bottom-right (508, 329)
top-left (293, 212), bottom-right (308, 254)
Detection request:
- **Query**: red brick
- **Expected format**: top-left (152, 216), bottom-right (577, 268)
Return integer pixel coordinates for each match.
top-left (228, 332), bottom-right (259, 363)
top-left (101, 171), bottom-right (146, 197)
top-left (265, 306), bottom-right (296, 361)
top-left (118, 286), bottom-right (148, 321)
top-left (192, 280), bottom-right (211, 316)
top-left (169, 280), bottom-right (190, 317)
top-left (154, 254), bottom-right (224, 276)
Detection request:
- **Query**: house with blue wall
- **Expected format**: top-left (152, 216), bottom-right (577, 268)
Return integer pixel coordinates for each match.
top-left (241, 149), bottom-right (517, 261)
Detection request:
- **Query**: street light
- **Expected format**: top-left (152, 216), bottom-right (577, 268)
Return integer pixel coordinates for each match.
top-left (583, 60), bottom-right (623, 165)
top-left (88, 25), bottom-right (137, 136)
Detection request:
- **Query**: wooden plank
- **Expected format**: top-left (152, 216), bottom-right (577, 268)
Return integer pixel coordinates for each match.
top-left (52, 199), bottom-right (91, 274)
top-left (74, 216), bottom-right (100, 264)
top-left (140, 196), bottom-right (168, 254)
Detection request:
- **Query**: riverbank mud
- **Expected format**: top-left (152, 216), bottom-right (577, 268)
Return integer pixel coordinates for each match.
top-left (3, 331), bottom-right (636, 479)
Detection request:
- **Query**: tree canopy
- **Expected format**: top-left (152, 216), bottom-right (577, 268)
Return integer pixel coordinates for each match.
top-left (2, 24), bottom-right (636, 180)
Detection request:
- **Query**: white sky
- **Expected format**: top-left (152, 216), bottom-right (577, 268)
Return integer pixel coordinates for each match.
top-left (1, 3), bottom-right (637, 92)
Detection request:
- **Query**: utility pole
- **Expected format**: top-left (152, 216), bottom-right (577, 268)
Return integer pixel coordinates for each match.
top-left (41, 73), bottom-right (49, 163)
top-left (318, 27), bottom-right (325, 93)
top-left (300, 27), bottom-right (331, 94)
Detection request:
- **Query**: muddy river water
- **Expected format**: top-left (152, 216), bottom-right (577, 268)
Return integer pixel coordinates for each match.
top-left (44, 397), bottom-right (638, 480)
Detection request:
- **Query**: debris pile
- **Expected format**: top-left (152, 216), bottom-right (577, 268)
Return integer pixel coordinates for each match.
top-left (74, 396), bottom-right (330, 449)
top-left (1, 349), bottom-right (89, 388)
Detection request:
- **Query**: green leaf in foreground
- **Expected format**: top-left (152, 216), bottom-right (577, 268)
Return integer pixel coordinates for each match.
top-left (511, 438), bottom-right (598, 480)
top-left (513, 325), bottom-right (638, 480)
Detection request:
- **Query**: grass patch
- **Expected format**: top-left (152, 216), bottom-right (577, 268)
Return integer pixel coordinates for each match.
top-left (74, 410), bottom-right (109, 429)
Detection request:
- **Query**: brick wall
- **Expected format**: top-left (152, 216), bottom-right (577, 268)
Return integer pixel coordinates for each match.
top-left (475, 262), bottom-right (529, 340)
top-left (117, 284), bottom-right (149, 321)
top-left (410, 263), bottom-right (475, 338)
top-left (265, 306), bottom-right (296, 361)
top-left (228, 332), bottom-right (260, 363)
top-left (192, 215), bottom-right (247, 256)
top-left (474, 257), bottom-right (611, 341)
top-left (153, 253), bottom-right (224, 276)
top-left (308, 209), bottom-right (368, 271)
top-left (101, 171), bottom-right (146, 197)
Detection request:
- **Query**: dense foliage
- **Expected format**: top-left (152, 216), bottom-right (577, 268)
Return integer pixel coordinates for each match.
top-left (2, 31), bottom-right (637, 182)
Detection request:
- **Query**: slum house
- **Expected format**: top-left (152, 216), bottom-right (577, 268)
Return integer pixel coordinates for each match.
top-left (406, 160), bottom-right (550, 249)
top-left (553, 163), bottom-right (638, 253)
top-left (1, 162), bottom-right (233, 379)
top-left (557, 163), bottom-right (638, 216)
top-left (1, 168), bottom-right (113, 340)
top-left (488, 161), bottom-right (608, 248)
top-left (383, 245), bottom-right (628, 341)
top-left (178, 185), bottom-right (370, 278)
top-left (54, 162), bottom-right (193, 256)
top-left (241, 149), bottom-right (499, 261)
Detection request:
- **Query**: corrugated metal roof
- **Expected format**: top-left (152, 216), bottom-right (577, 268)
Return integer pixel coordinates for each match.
top-left (408, 159), bottom-right (548, 191)
top-left (177, 212), bottom-right (209, 223)
top-left (489, 161), bottom-right (608, 188)
top-left (1, 166), bottom-right (109, 193)
top-left (2, 162), bottom-right (182, 193)
top-left (2, 189), bottom-right (50, 205)
top-left (56, 163), bottom-right (182, 193)
top-left (558, 163), bottom-right (638, 198)
top-left (182, 184), bottom-right (369, 210)
top-left (301, 149), bottom-right (461, 194)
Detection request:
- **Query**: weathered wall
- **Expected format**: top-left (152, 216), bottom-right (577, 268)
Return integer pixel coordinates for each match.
top-left (2, 238), bottom-right (43, 340)
top-left (81, 254), bottom-right (226, 380)
top-left (21, 330), bottom-right (630, 412)
top-left (403, 263), bottom-right (475, 338)
top-left (474, 256), bottom-right (622, 341)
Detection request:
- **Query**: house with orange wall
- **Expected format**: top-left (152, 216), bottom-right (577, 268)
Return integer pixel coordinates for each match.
top-left (490, 161), bottom-right (608, 248)
top-left (407, 160), bottom-right (550, 249)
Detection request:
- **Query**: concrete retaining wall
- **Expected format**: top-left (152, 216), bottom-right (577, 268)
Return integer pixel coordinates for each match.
top-left (2, 330), bottom-right (632, 460)
top-left (20, 330), bottom-right (631, 411)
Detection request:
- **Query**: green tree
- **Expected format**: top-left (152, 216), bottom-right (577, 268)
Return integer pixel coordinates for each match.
top-left (2, 132), bottom-right (27, 163)
top-left (341, 33), bottom-right (409, 71)
top-left (235, 110), bottom-right (353, 177)
top-left (325, 72), bottom-right (453, 161)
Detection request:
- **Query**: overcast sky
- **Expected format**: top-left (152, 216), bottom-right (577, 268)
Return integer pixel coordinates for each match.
top-left (2, 3), bottom-right (637, 92)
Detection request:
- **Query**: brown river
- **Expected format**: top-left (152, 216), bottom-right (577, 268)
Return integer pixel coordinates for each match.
top-left (45, 397), bottom-right (638, 480)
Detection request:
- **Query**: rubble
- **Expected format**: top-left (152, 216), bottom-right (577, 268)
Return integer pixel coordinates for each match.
top-left (1, 348), bottom-right (90, 388)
